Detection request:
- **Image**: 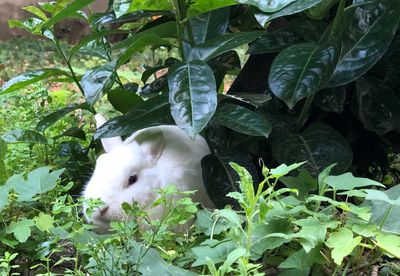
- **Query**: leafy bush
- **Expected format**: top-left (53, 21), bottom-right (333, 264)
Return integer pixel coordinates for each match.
top-left (1, 0), bottom-right (400, 274)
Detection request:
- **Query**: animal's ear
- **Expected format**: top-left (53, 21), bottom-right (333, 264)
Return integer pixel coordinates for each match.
top-left (135, 130), bottom-right (165, 160)
top-left (95, 114), bottom-right (123, 153)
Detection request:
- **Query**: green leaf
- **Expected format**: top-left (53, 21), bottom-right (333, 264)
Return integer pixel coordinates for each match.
top-left (107, 87), bottom-right (144, 114)
top-left (95, 94), bottom-right (172, 139)
top-left (2, 130), bottom-right (47, 144)
top-left (268, 41), bottom-right (340, 108)
top-left (188, 31), bottom-right (263, 61)
top-left (36, 104), bottom-right (85, 132)
top-left (317, 163), bottom-right (336, 195)
top-left (195, 209), bottom-right (232, 236)
top-left (314, 86), bottom-right (346, 113)
top-left (113, 0), bottom-right (132, 18)
top-left (238, 0), bottom-right (297, 13)
top-left (272, 123), bottom-right (352, 175)
top-left (280, 168), bottom-right (317, 199)
top-left (364, 185), bottom-right (400, 234)
top-left (189, 7), bottom-right (229, 45)
top-left (187, 0), bottom-right (236, 16)
top-left (4, 167), bottom-right (64, 202)
top-left (35, 213), bottom-right (55, 233)
top-left (6, 219), bottom-right (35, 243)
top-left (279, 246), bottom-right (324, 271)
top-left (81, 62), bottom-right (116, 106)
top-left (325, 228), bottom-right (361, 265)
top-left (168, 60), bottom-right (217, 138)
top-left (23, 6), bottom-right (49, 20)
top-left (328, 0), bottom-right (400, 87)
top-left (247, 28), bottom-right (301, 55)
top-left (325, 173), bottom-right (384, 191)
top-left (253, 0), bottom-right (323, 26)
top-left (213, 103), bottom-right (272, 137)
top-left (39, 0), bottom-right (95, 30)
top-left (55, 127), bottom-right (87, 141)
top-left (1, 69), bottom-right (69, 95)
top-left (375, 233), bottom-right (400, 258)
top-left (355, 77), bottom-right (400, 135)
top-left (191, 239), bottom-right (236, 267)
top-left (269, 162), bottom-right (306, 179)
top-left (305, 0), bottom-right (338, 20)
top-left (128, 0), bottom-right (172, 12)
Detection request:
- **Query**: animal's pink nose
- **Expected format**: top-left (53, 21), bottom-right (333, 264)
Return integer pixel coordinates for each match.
top-left (99, 206), bottom-right (109, 216)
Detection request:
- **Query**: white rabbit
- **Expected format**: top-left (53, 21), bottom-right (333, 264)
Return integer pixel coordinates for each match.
top-left (83, 114), bottom-right (215, 232)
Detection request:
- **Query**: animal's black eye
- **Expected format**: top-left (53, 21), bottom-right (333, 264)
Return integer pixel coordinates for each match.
top-left (128, 175), bottom-right (138, 186)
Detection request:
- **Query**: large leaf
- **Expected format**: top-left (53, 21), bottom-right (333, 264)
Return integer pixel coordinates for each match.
top-left (328, 0), bottom-right (400, 87)
top-left (80, 62), bottom-right (116, 106)
top-left (168, 60), bottom-right (217, 138)
top-left (272, 123), bottom-right (352, 175)
top-left (375, 233), bottom-right (400, 258)
top-left (95, 94), bottom-right (172, 139)
top-left (189, 8), bottom-right (229, 45)
top-left (324, 173), bottom-right (384, 191)
top-left (2, 130), bottom-right (47, 144)
top-left (36, 104), bottom-right (86, 132)
top-left (269, 41), bottom-right (340, 108)
top-left (325, 228), bottom-right (361, 265)
top-left (39, 0), bottom-right (95, 30)
top-left (213, 103), bottom-right (272, 137)
top-left (238, 0), bottom-right (297, 13)
top-left (128, 0), bottom-right (172, 12)
top-left (187, 31), bottom-right (263, 61)
top-left (314, 86), bottom-right (346, 113)
top-left (254, 0), bottom-right (323, 26)
top-left (107, 87), bottom-right (144, 114)
top-left (355, 77), bottom-right (400, 135)
top-left (247, 28), bottom-right (301, 54)
top-left (364, 185), bottom-right (400, 234)
top-left (6, 219), bottom-right (35, 243)
top-left (187, 0), bottom-right (236, 16)
top-left (1, 69), bottom-right (69, 95)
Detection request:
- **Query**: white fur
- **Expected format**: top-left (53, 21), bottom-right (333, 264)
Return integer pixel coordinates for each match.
top-left (83, 117), bottom-right (214, 232)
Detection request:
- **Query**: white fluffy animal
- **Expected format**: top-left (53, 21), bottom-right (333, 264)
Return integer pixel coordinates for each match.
top-left (83, 114), bottom-right (215, 232)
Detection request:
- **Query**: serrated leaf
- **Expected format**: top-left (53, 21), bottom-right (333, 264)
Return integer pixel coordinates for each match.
top-left (35, 213), bottom-right (55, 233)
top-left (269, 41), bottom-right (340, 108)
top-left (6, 219), bottom-right (35, 243)
top-left (375, 233), bottom-right (400, 258)
top-left (168, 60), bottom-right (217, 138)
top-left (81, 62), bottom-right (115, 106)
top-left (272, 123), bottom-right (352, 175)
top-left (1, 69), bottom-right (69, 95)
top-left (325, 228), bottom-right (361, 265)
top-left (2, 129), bottom-right (47, 144)
top-left (328, 0), bottom-right (400, 87)
top-left (213, 103), bottom-right (272, 137)
top-left (325, 173), bottom-right (384, 191)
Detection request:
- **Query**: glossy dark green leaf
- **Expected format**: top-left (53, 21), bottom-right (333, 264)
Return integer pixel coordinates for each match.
top-left (202, 152), bottom-right (258, 209)
top-left (95, 94), bottom-right (172, 139)
top-left (91, 10), bottom-right (173, 25)
top-left (189, 8), bottom-right (229, 45)
top-left (36, 104), bottom-right (85, 132)
top-left (213, 103), bottom-right (272, 137)
top-left (238, 0), bottom-right (297, 12)
top-left (55, 127), bottom-right (86, 141)
top-left (2, 130), bottom-right (47, 144)
top-left (269, 41), bottom-right (340, 108)
top-left (81, 62), bottom-right (116, 106)
top-left (187, 0), bottom-right (236, 16)
top-left (40, 0), bottom-right (95, 30)
top-left (290, 18), bottom-right (328, 43)
top-left (254, 0), bottom-right (323, 26)
top-left (107, 87), bottom-right (144, 114)
top-left (328, 0), bottom-right (400, 87)
top-left (140, 76), bottom-right (168, 97)
top-left (188, 31), bottom-right (263, 61)
top-left (221, 93), bottom-right (272, 107)
top-left (141, 58), bottom-right (178, 83)
top-left (113, 0), bottom-right (131, 18)
top-left (355, 77), bottom-right (400, 135)
top-left (247, 29), bottom-right (301, 54)
top-left (314, 87), bottom-right (346, 113)
top-left (272, 123), bottom-right (353, 175)
top-left (1, 69), bottom-right (69, 95)
top-left (58, 141), bottom-right (92, 183)
top-left (306, 0), bottom-right (338, 20)
top-left (168, 60), bottom-right (217, 138)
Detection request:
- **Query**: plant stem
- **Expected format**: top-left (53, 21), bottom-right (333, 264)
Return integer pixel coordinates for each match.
top-left (55, 39), bottom-right (85, 95)
top-left (173, 0), bottom-right (186, 61)
top-left (295, 94), bottom-right (315, 132)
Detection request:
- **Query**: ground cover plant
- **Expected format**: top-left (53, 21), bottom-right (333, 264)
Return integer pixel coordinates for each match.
top-left (1, 0), bottom-right (400, 274)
